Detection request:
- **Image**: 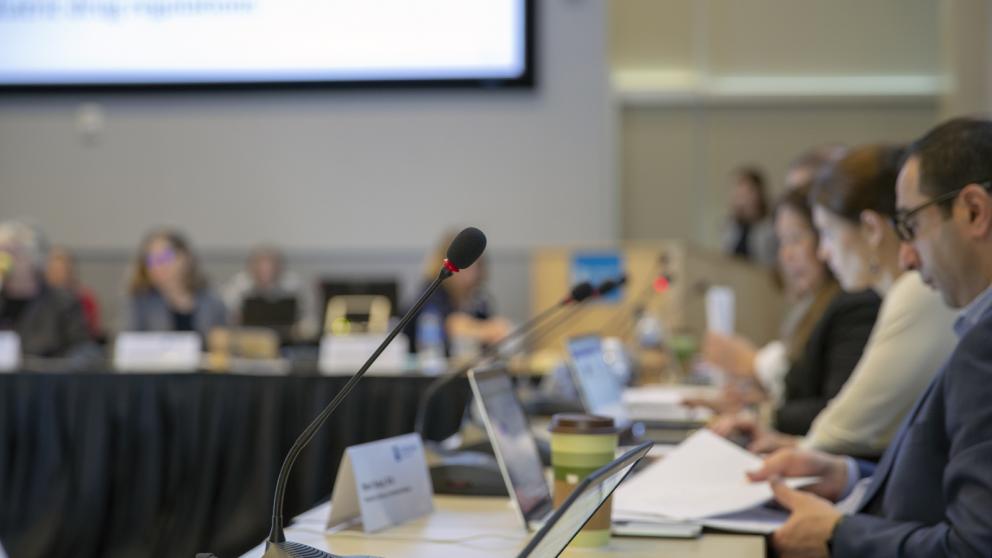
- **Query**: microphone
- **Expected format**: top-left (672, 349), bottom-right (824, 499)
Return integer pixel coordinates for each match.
top-left (520, 275), bottom-right (627, 351)
top-left (594, 274), bottom-right (627, 298)
top-left (262, 227), bottom-right (486, 558)
top-left (413, 280), bottom-right (595, 438)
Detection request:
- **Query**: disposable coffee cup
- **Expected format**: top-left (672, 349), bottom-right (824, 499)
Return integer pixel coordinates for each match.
top-left (549, 413), bottom-right (618, 547)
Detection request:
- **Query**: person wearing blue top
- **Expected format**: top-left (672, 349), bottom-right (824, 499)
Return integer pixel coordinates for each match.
top-left (749, 117), bottom-right (992, 557)
top-left (404, 229), bottom-right (511, 356)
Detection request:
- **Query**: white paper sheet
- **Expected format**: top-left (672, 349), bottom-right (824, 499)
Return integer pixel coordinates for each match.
top-left (613, 429), bottom-right (814, 520)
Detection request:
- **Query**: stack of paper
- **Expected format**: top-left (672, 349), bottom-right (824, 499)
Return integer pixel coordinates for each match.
top-left (613, 429), bottom-right (814, 533)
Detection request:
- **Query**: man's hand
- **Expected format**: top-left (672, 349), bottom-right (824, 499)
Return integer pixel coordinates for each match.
top-left (769, 480), bottom-right (843, 558)
top-left (747, 448), bottom-right (850, 502)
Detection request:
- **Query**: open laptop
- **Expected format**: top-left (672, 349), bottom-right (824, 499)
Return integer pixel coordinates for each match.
top-left (564, 336), bottom-right (631, 424)
top-left (468, 367), bottom-right (701, 539)
top-left (241, 296), bottom-right (297, 340)
top-left (515, 443), bottom-right (651, 558)
top-left (565, 335), bottom-right (711, 440)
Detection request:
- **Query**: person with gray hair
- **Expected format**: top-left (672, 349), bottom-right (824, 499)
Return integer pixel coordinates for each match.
top-left (0, 220), bottom-right (100, 369)
top-left (221, 245), bottom-right (318, 340)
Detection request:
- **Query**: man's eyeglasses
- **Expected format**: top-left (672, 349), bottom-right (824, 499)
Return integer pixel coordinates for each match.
top-left (892, 181), bottom-right (992, 242)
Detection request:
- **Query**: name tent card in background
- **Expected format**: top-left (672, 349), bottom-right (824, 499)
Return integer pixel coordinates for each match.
top-left (113, 332), bottom-right (202, 372)
top-left (0, 332), bottom-right (21, 372)
top-left (327, 433), bottom-right (434, 533)
top-left (318, 333), bottom-right (408, 376)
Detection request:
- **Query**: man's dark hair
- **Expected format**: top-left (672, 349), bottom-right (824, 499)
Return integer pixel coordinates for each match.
top-left (908, 117), bottom-right (992, 213)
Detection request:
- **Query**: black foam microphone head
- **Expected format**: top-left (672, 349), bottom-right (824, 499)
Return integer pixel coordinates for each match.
top-left (597, 274), bottom-right (628, 297)
top-left (569, 281), bottom-right (595, 303)
top-left (596, 278), bottom-right (619, 297)
top-left (445, 227), bottom-right (487, 271)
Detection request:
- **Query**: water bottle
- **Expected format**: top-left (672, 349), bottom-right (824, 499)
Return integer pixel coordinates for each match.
top-left (633, 308), bottom-right (667, 383)
top-left (416, 310), bottom-right (446, 374)
top-left (635, 309), bottom-right (664, 350)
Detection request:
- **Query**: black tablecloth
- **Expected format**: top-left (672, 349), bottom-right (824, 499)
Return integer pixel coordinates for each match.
top-left (0, 372), bottom-right (470, 558)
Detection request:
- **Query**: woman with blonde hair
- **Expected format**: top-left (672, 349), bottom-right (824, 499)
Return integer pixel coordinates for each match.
top-left (404, 228), bottom-right (511, 356)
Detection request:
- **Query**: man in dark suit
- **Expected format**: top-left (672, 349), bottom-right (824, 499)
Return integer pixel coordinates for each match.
top-left (748, 117), bottom-right (992, 557)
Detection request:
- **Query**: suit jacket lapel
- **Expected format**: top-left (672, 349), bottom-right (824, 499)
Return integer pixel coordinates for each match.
top-left (856, 369), bottom-right (941, 512)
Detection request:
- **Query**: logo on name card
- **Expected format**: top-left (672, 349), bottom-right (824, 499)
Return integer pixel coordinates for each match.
top-left (392, 441), bottom-right (419, 463)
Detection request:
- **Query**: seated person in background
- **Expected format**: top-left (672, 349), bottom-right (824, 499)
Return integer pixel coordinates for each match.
top-left (724, 145), bottom-right (958, 458)
top-left (222, 245), bottom-right (318, 340)
top-left (701, 150), bottom-right (846, 413)
top-left (704, 184), bottom-right (882, 437)
top-left (124, 229), bottom-right (226, 338)
top-left (45, 245), bottom-right (103, 339)
top-left (749, 116), bottom-right (992, 558)
top-left (0, 221), bottom-right (100, 368)
top-left (404, 229), bottom-right (511, 356)
top-left (722, 165), bottom-right (778, 268)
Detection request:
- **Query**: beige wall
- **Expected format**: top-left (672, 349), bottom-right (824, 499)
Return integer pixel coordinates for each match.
top-left (939, 0), bottom-right (992, 118)
top-left (620, 105), bottom-right (937, 245)
top-left (611, 0), bottom-right (938, 74)
top-left (611, 0), bottom-right (944, 247)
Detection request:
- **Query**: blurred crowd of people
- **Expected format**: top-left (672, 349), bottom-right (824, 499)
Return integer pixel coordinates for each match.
top-left (0, 222), bottom-right (511, 368)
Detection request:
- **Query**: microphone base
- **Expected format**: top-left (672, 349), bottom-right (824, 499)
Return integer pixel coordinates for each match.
top-left (263, 540), bottom-right (380, 558)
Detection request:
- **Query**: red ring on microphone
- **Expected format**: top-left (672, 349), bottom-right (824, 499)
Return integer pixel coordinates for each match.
top-left (443, 259), bottom-right (460, 274)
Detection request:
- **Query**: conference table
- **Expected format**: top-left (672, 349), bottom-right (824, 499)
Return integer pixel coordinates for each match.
top-left (0, 370), bottom-right (471, 558)
top-left (242, 496), bottom-right (765, 557)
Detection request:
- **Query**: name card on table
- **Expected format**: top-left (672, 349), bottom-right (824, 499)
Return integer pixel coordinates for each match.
top-left (327, 433), bottom-right (434, 533)
top-left (113, 332), bottom-right (202, 372)
top-left (0, 332), bottom-right (21, 372)
top-left (318, 333), bottom-right (408, 376)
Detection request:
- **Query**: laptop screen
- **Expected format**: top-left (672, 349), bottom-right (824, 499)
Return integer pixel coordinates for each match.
top-left (565, 336), bottom-right (628, 423)
top-left (517, 442), bottom-right (651, 558)
top-left (469, 368), bottom-right (554, 525)
top-left (241, 296), bottom-right (298, 327)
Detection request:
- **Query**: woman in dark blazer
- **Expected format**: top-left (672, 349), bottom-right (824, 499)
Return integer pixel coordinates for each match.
top-left (774, 288), bottom-right (880, 435)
